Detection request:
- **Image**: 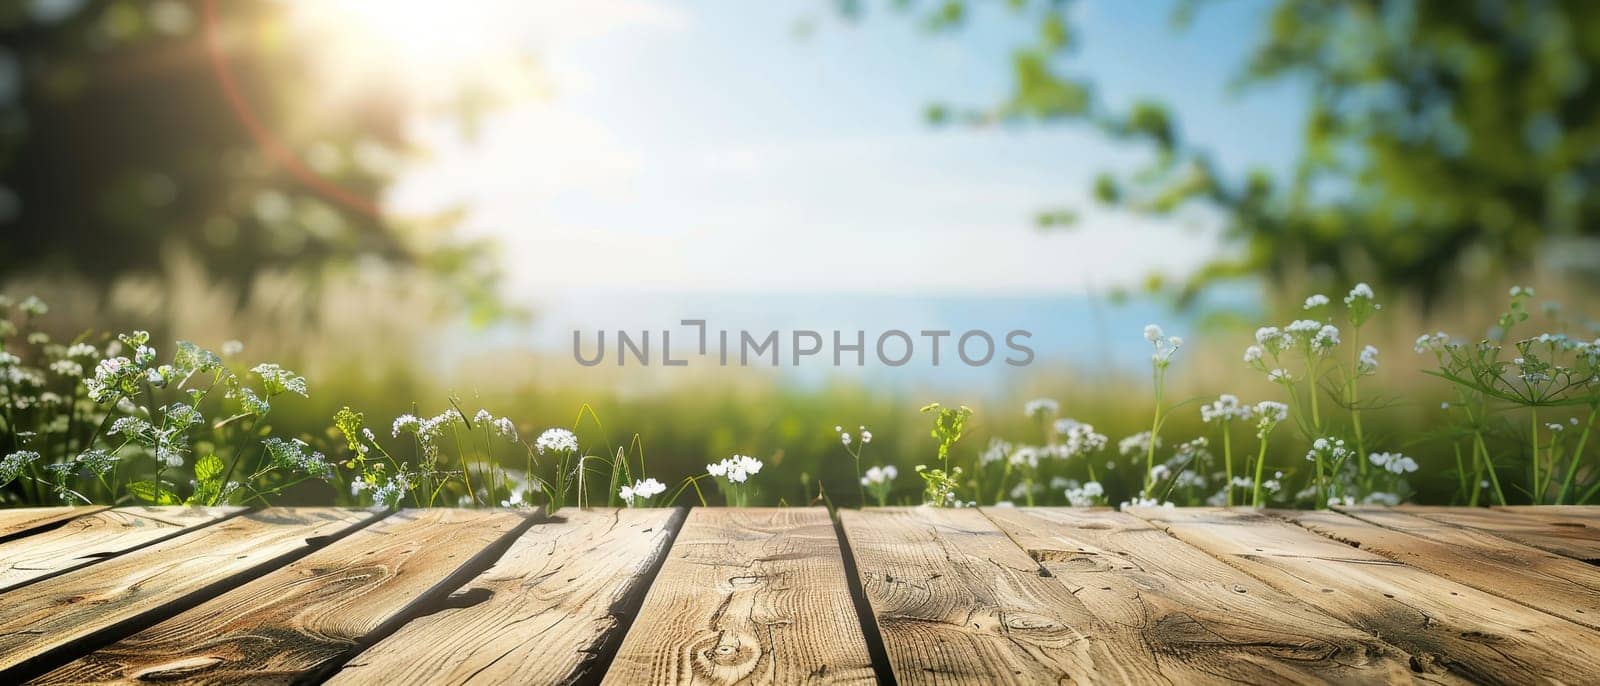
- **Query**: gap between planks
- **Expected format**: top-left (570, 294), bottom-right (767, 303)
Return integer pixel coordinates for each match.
top-left (27, 508), bottom-right (533, 685)
top-left (0, 507), bottom-right (386, 682)
top-left (326, 507), bottom-right (687, 686)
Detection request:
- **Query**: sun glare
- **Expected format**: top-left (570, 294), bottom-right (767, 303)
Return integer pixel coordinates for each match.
top-left (288, 0), bottom-right (536, 94)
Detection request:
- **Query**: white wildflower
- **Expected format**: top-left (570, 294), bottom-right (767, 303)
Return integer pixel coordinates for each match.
top-left (1024, 398), bottom-right (1059, 419)
top-left (534, 428), bottom-right (579, 455)
top-left (1368, 452), bottom-right (1418, 474)
top-left (1357, 345), bottom-right (1379, 374)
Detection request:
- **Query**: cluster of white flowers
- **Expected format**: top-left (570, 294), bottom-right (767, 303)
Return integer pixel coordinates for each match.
top-left (1304, 294), bottom-right (1330, 309)
top-left (1063, 480), bottom-right (1103, 507)
top-left (1344, 283), bottom-right (1375, 305)
top-left (534, 427), bottom-right (579, 455)
top-left (861, 464), bottom-right (897, 486)
top-left (979, 437), bottom-right (1014, 465)
top-left (1118, 431), bottom-right (1160, 457)
top-left (1024, 398), bottom-right (1059, 419)
top-left (1413, 331), bottom-right (1451, 354)
top-left (470, 409), bottom-right (518, 440)
top-left (1055, 421), bottom-right (1108, 458)
top-left (1119, 496), bottom-right (1175, 510)
top-left (1509, 285), bottom-right (1535, 297)
top-left (1368, 452), bottom-right (1418, 474)
top-left (1144, 324), bottom-right (1182, 367)
top-left (1008, 445), bottom-right (1044, 468)
top-left (1199, 394), bottom-right (1253, 423)
top-left (251, 363), bottom-right (308, 398)
top-left (835, 425), bottom-right (872, 446)
top-left (1356, 345), bottom-right (1380, 375)
top-left (1361, 491), bottom-right (1401, 506)
top-left (707, 454), bottom-right (763, 483)
top-left (619, 477), bottom-right (667, 506)
top-left (393, 410), bottom-right (471, 461)
top-left (1249, 400), bottom-right (1289, 440)
top-left (261, 437), bottom-right (333, 479)
top-left (86, 355), bottom-right (136, 403)
top-left (1306, 437), bottom-right (1353, 464)
top-left (0, 450), bottom-right (41, 484)
top-left (49, 359), bottom-right (83, 378)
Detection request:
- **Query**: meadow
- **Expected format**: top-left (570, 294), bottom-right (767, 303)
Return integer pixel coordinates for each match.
top-left (2, 278), bottom-right (1597, 513)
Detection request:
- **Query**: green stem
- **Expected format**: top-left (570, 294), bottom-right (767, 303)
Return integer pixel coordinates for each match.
top-left (1222, 423), bottom-right (1234, 507)
top-left (1529, 407), bottom-right (1542, 504)
top-left (1144, 365), bottom-right (1164, 496)
top-left (1556, 405), bottom-right (1597, 504)
top-left (1474, 430), bottom-right (1507, 505)
top-left (1251, 438), bottom-right (1269, 507)
top-left (1314, 448), bottom-right (1326, 509)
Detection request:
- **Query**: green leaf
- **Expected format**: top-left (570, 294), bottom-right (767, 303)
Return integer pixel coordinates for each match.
top-left (127, 480), bottom-right (180, 505)
top-left (194, 454), bottom-right (224, 485)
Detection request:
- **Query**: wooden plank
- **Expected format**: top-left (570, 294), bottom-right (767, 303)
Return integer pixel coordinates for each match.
top-left (0, 506), bottom-right (244, 591)
top-left (1396, 505), bottom-right (1600, 561)
top-left (603, 508), bottom-right (875, 685)
top-left (983, 507), bottom-right (1434, 684)
top-left (31, 508), bottom-right (528, 685)
top-left (1494, 505), bottom-right (1600, 542)
top-left (1296, 507), bottom-right (1600, 630)
top-left (1496, 504), bottom-right (1600, 520)
top-left (0, 506), bottom-right (107, 538)
top-left (1129, 507), bottom-right (1600, 684)
top-left (0, 508), bottom-right (377, 680)
top-left (329, 507), bottom-right (684, 685)
top-left (841, 507), bottom-right (1180, 685)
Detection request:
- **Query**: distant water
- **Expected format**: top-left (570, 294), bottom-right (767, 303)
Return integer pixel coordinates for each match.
top-left (464, 287), bottom-right (1260, 391)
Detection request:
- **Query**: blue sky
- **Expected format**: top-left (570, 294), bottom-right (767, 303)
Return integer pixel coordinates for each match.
top-left (379, 0), bottom-right (1306, 300)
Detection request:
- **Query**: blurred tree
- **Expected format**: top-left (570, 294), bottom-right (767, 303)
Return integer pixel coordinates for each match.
top-left (841, 0), bottom-right (1600, 306)
top-left (0, 0), bottom-right (508, 321)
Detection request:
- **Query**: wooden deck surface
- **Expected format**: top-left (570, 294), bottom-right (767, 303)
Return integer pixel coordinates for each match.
top-left (0, 505), bottom-right (1597, 684)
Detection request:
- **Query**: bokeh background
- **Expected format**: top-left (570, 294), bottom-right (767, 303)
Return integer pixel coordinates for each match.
top-left (3, 0), bottom-right (1598, 505)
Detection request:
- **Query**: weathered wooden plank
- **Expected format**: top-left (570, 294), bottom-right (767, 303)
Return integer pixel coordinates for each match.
top-left (0, 506), bottom-right (244, 591)
top-left (1295, 507), bottom-right (1600, 630)
top-left (31, 508), bottom-right (527, 685)
top-left (329, 507), bottom-right (683, 686)
top-left (1495, 504), bottom-right (1600, 520)
top-left (1129, 507), bottom-right (1600, 685)
top-left (0, 508), bottom-right (376, 680)
top-left (1395, 505), bottom-right (1600, 562)
top-left (983, 507), bottom-right (1441, 684)
top-left (603, 508), bottom-right (875, 685)
top-left (841, 507), bottom-right (1179, 685)
top-left (0, 506), bottom-right (107, 539)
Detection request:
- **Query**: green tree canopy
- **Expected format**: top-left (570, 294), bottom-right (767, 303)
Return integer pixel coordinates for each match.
top-left (0, 0), bottom-right (503, 318)
top-left (846, 0), bottom-right (1600, 305)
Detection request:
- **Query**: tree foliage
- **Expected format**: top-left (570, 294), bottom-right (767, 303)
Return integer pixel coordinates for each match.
top-left (847, 0), bottom-right (1600, 305)
top-left (0, 0), bottom-right (504, 320)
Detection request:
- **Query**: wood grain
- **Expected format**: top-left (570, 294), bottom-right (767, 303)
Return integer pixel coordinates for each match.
top-left (1394, 505), bottom-right (1600, 562)
top-left (329, 507), bottom-right (683, 685)
top-left (31, 508), bottom-right (528, 686)
top-left (841, 507), bottom-right (1181, 685)
top-left (1495, 505), bottom-right (1600, 521)
top-left (603, 507), bottom-right (874, 686)
top-left (1295, 507), bottom-right (1600, 630)
top-left (983, 507), bottom-right (1441, 684)
top-left (0, 508), bottom-right (375, 679)
top-left (1130, 506), bottom-right (1600, 685)
top-left (0, 506), bottom-right (243, 591)
top-left (0, 506), bottom-right (107, 538)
